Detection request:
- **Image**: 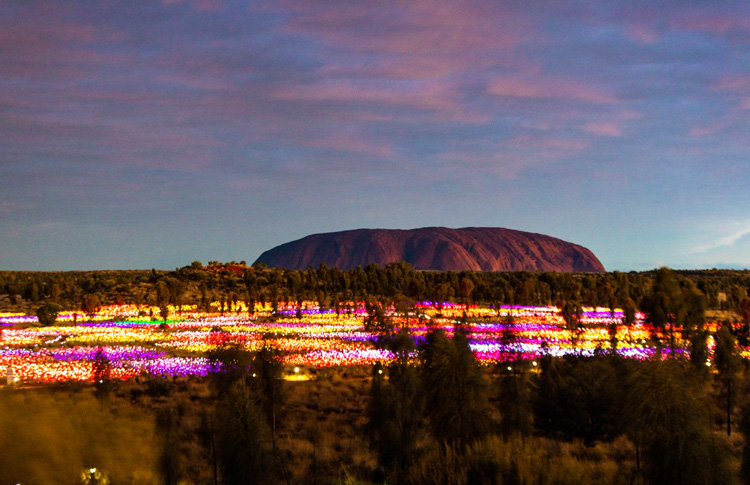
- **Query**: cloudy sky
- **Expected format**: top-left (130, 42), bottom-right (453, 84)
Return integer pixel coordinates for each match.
top-left (2, 0), bottom-right (750, 271)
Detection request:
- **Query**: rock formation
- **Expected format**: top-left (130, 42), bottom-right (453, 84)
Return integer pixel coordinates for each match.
top-left (255, 227), bottom-right (605, 272)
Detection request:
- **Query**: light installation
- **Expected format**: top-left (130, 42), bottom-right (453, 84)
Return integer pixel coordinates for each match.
top-left (0, 301), bottom-right (730, 384)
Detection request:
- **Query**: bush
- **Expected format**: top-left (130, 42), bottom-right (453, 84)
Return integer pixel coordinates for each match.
top-left (36, 303), bottom-right (62, 326)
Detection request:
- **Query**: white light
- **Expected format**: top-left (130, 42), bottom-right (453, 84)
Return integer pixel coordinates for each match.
top-left (507, 366), bottom-right (512, 371)
top-left (378, 369), bottom-right (383, 375)
top-left (90, 468), bottom-right (96, 473)
top-left (294, 366), bottom-right (299, 373)
top-left (532, 361), bottom-right (537, 367)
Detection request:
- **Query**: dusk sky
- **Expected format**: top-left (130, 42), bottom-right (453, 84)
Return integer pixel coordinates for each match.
top-left (2, 1), bottom-right (750, 271)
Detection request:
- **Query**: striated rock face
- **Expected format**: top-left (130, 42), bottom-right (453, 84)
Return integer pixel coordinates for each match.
top-left (255, 227), bottom-right (605, 272)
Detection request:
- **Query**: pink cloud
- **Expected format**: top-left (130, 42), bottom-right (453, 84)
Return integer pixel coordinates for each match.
top-left (487, 76), bottom-right (617, 104)
top-left (625, 24), bottom-right (660, 44)
top-left (434, 133), bottom-right (590, 180)
top-left (161, 0), bottom-right (222, 10)
top-left (306, 134), bottom-right (393, 157)
top-left (272, 78), bottom-right (495, 126)
top-left (0, 24), bottom-right (97, 52)
top-left (155, 73), bottom-right (232, 91)
top-left (583, 122), bottom-right (622, 137)
top-left (672, 13), bottom-right (750, 36)
top-left (274, 81), bottom-right (447, 109)
top-left (280, 1), bottom-right (525, 52)
top-left (714, 76), bottom-right (750, 92)
top-left (690, 120), bottom-right (731, 137)
top-left (269, 0), bottom-right (530, 81)
top-left (711, 76), bottom-right (750, 109)
top-left (503, 135), bottom-right (589, 151)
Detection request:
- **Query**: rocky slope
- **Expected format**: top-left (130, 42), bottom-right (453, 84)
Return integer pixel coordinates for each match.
top-left (255, 227), bottom-right (605, 272)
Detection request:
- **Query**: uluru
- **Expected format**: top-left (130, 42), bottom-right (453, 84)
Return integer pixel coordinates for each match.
top-left (255, 227), bottom-right (605, 272)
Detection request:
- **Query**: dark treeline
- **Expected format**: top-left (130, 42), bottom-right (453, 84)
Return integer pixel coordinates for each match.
top-left (144, 321), bottom-right (750, 484)
top-left (3, 260), bottom-right (750, 315)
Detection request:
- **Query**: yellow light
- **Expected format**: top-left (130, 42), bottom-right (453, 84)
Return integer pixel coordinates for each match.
top-left (294, 366), bottom-right (299, 373)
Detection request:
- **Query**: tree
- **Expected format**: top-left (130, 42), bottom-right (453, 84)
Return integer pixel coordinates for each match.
top-left (533, 356), bottom-right (622, 446)
top-left (683, 281), bottom-right (708, 368)
top-left (497, 360), bottom-right (533, 437)
top-left (420, 327), bottom-right (489, 447)
top-left (159, 304), bottom-right (170, 322)
top-left (364, 300), bottom-right (395, 348)
top-left (208, 344), bottom-right (279, 484)
top-left (92, 347), bottom-right (112, 401)
top-left (156, 407), bottom-right (183, 485)
top-left (459, 276), bottom-right (475, 309)
top-left (641, 267), bottom-right (686, 355)
top-left (626, 359), bottom-right (732, 485)
top-left (214, 379), bottom-right (273, 484)
top-left (207, 344), bottom-right (253, 396)
top-left (92, 347), bottom-right (111, 383)
top-left (249, 344), bottom-right (284, 451)
top-left (81, 293), bottom-right (101, 317)
top-left (560, 300), bottom-right (583, 350)
top-left (367, 336), bottom-right (423, 478)
top-left (713, 321), bottom-right (740, 435)
top-left (36, 302), bottom-right (62, 326)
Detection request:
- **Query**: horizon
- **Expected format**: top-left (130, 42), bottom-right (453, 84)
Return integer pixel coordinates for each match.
top-left (3, 2), bottom-right (750, 272)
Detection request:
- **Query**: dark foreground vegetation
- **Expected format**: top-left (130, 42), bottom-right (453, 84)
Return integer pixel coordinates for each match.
top-left (3, 337), bottom-right (750, 484)
top-left (5, 263), bottom-right (750, 483)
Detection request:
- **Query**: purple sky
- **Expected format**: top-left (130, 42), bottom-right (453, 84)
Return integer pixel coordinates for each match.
top-left (2, 0), bottom-right (750, 271)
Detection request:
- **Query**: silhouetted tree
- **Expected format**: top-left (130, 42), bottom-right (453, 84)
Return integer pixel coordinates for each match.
top-left (626, 359), bottom-right (732, 485)
top-left (214, 378), bottom-right (273, 485)
top-left (534, 356), bottom-right (622, 446)
top-left (365, 300), bottom-right (395, 347)
top-left (36, 302), bottom-right (61, 326)
top-left (421, 327), bottom-right (489, 447)
top-left (714, 321), bottom-right (740, 435)
top-left (498, 361), bottom-right (533, 438)
top-left (156, 407), bottom-right (183, 485)
top-left (249, 344), bottom-right (284, 451)
top-left (459, 276), bottom-right (475, 309)
top-left (641, 267), bottom-right (684, 355)
top-left (366, 333), bottom-right (423, 478)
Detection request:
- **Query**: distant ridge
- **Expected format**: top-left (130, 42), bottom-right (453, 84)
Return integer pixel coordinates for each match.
top-left (255, 227), bottom-right (605, 272)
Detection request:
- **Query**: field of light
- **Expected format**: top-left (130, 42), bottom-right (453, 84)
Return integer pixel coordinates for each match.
top-left (0, 301), bottom-right (729, 384)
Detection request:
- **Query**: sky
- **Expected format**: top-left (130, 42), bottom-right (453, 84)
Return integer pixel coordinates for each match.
top-left (2, 0), bottom-right (750, 271)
